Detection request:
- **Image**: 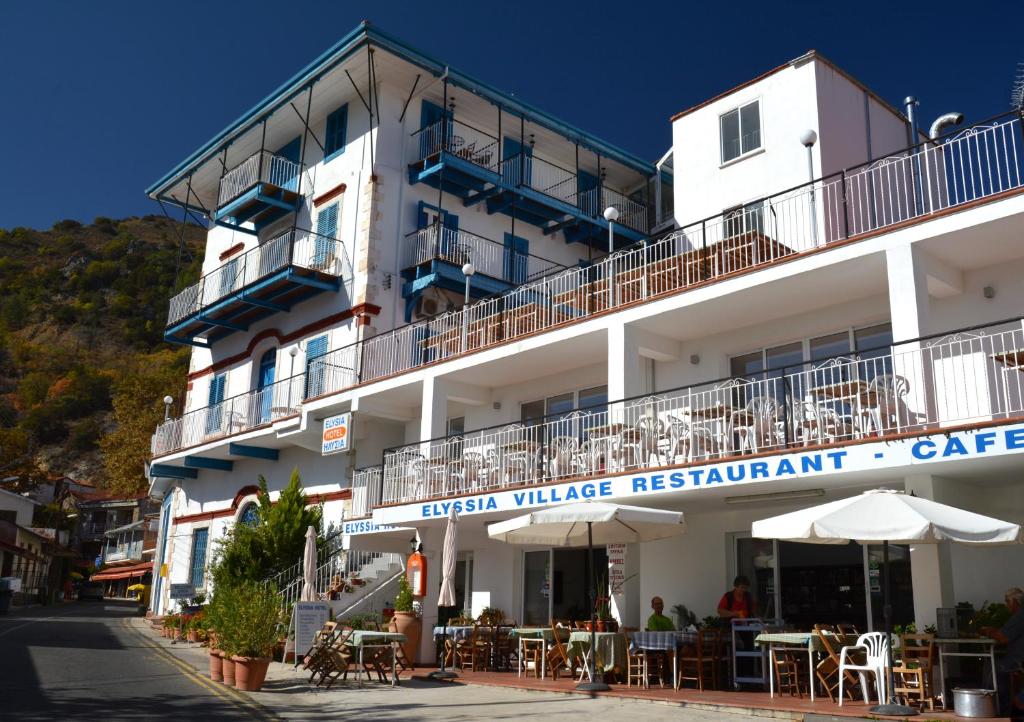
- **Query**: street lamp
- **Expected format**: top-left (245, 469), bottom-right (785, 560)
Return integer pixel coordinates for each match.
top-left (288, 346), bottom-right (299, 407)
top-left (603, 206), bottom-right (619, 254)
top-left (162, 396), bottom-right (173, 420)
top-left (799, 129), bottom-right (818, 245)
top-left (461, 262), bottom-right (476, 351)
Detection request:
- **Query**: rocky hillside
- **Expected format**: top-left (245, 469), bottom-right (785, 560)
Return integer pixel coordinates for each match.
top-left (0, 215), bottom-right (204, 493)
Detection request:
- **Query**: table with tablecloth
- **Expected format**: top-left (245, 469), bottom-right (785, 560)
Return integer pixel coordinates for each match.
top-left (568, 630), bottom-right (629, 679)
top-left (628, 630), bottom-right (699, 688)
top-left (431, 625), bottom-right (475, 642)
top-left (345, 631), bottom-right (408, 687)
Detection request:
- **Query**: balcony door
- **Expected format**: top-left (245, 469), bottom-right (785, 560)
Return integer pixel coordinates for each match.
top-left (205, 373), bottom-right (226, 435)
top-left (419, 100), bottom-right (451, 158)
top-left (417, 202), bottom-right (459, 262)
top-left (257, 349), bottom-right (276, 424)
top-left (273, 136), bottom-right (301, 192)
top-left (503, 233), bottom-right (529, 284)
top-left (304, 335), bottom-right (328, 399)
top-left (502, 137), bottom-right (532, 187)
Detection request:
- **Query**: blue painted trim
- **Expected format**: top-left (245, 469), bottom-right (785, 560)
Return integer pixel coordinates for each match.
top-left (163, 333), bottom-right (210, 348)
top-left (198, 315), bottom-right (248, 332)
top-left (228, 442), bottom-right (280, 460)
top-left (147, 24), bottom-right (653, 199)
top-left (214, 218), bottom-right (260, 236)
top-left (184, 456), bottom-right (234, 471)
top-left (213, 186), bottom-right (298, 222)
top-left (288, 270), bottom-right (340, 292)
top-left (150, 464), bottom-right (198, 479)
top-left (238, 295), bottom-right (289, 312)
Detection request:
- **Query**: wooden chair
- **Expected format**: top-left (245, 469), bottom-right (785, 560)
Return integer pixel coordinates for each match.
top-left (892, 663), bottom-right (934, 710)
top-left (898, 633), bottom-right (935, 706)
top-left (678, 628), bottom-right (720, 691)
top-left (518, 635), bottom-right (546, 678)
top-left (813, 624), bottom-right (860, 702)
top-left (301, 621), bottom-right (337, 671)
top-left (493, 624), bottom-right (517, 671)
top-left (772, 648), bottom-right (807, 698)
top-left (455, 624), bottom-right (490, 671)
top-left (545, 627), bottom-right (573, 680)
top-left (312, 627), bottom-right (354, 689)
top-left (836, 623), bottom-right (859, 637)
top-left (626, 645), bottom-right (648, 687)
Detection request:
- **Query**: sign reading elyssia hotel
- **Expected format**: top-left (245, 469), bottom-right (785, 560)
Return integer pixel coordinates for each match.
top-left (321, 413), bottom-right (351, 456)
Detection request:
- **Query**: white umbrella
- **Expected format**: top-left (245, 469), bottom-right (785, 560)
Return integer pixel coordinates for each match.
top-left (430, 509), bottom-right (460, 680)
top-left (300, 525), bottom-right (317, 602)
top-left (752, 489), bottom-right (1022, 716)
top-left (489, 501), bottom-right (685, 691)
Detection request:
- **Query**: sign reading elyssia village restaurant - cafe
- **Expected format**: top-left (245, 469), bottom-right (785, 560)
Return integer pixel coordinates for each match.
top-left (371, 423), bottom-right (1024, 525)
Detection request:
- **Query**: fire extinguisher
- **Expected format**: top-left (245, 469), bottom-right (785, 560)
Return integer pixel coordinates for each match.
top-left (406, 546), bottom-right (428, 597)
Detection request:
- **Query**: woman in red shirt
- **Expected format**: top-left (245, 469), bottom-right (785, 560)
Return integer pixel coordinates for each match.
top-left (717, 575), bottom-right (754, 619)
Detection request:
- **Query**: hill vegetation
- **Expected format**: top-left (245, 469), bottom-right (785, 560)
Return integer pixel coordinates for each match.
top-left (0, 215), bottom-right (204, 494)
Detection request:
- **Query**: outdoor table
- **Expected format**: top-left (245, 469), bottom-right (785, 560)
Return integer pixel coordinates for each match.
top-left (755, 631), bottom-right (857, 702)
top-left (431, 625), bottom-right (474, 642)
top-left (629, 630), bottom-right (698, 689)
top-left (568, 630), bottom-right (628, 681)
top-left (991, 349), bottom-right (1024, 370)
top-left (934, 637), bottom-right (998, 709)
top-left (346, 630), bottom-right (407, 687)
top-left (510, 627), bottom-right (560, 679)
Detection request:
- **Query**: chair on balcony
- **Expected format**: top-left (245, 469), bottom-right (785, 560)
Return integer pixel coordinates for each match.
top-left (454, 451), bottom-right (489, 494)
top-left (548, 436), bottom-right (581, 479)
top-left (794, 396), bottom-right (850, 446)
top-left (866, 374), bottom-right (926, 434)
top-left (620, 415), bottom-right (665, 469)
top-left (732, 397), bottom-right (785, 453)
top-left (665, 413), bottom-right (718, 462)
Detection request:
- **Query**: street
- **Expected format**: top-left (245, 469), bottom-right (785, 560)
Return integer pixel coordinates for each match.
top-left (0, 600), bottom-right (270, 721)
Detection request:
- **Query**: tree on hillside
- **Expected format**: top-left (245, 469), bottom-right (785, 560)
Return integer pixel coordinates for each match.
top-left (99, 349), bottom-right (189, 495)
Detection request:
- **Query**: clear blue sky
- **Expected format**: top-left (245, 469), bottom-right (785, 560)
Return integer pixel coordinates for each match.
top-left (0, 1), bottom-right (1018, 230)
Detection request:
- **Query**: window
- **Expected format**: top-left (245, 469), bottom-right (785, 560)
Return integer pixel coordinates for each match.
top-left (304, 335), bottom-right (329, 398)
top-left (314, 203), bottom-right (339, 268)
top-left (447, 417), bottom-right (465, 436)
top-left (205, 373), bottom-right (227, 434)
top-left (324, 104), bottom-right (348, 161)
top-left (520, 385), bottom-right (609, 426)
top-left (238, 502), bottom-right (260, 526)
top-left (720, 100), bottom-right (761, 163)
top-left (189, 528), bottom-right (209, 588)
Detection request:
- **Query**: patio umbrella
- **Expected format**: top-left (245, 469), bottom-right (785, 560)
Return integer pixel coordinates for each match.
top-left (752, 488), bottom-right (1021, 716)
top-left (300, 525), bottom-right (317, 602)
top-left (489, 501), bottom-right (686, 691)
top-left (430, 508), bottom-right (460, 680)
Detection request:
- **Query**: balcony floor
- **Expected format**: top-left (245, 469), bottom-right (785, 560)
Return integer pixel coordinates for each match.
top-left (214, 182), bottom-right (300, 233)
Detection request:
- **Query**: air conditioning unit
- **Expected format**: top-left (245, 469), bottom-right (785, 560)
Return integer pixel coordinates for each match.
top-left (416, 296), bottom-right (440, 317)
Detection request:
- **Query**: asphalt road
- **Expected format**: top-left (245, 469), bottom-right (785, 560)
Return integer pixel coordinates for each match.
top-left (0, 600), bottom-right (270, 721)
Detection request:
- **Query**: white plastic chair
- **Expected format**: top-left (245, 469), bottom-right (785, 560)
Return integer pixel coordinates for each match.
top-left (838, 632), bottom-right (889, 706)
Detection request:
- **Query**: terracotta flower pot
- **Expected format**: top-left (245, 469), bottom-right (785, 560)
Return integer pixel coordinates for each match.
top-left (221, 655), bottom-right (236, 686)
top-left (596, 620), bottom-right (606, 632)
top-left (187, 630), bottom-right (200, 643)
top-left (231, 656), bottom-right (271, 691)
top-left (391, 611), bottom-right (422, 668)
top-left (209, 650), bottom-right (223, 682)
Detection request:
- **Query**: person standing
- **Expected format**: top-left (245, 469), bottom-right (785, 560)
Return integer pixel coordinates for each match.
top-left (718, 575), bottom-right (755, 620)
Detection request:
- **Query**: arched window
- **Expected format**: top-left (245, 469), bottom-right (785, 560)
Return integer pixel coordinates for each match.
top-left (238, 501), bottom-right (260, 526)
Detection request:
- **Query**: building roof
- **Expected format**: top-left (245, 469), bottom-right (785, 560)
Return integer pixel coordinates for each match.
top-left (104, 519), bottom-right (147, 537)
top-left (147, 21), bottom-right (654, 200)
top-left (0, 486), bottom-right (40, 507)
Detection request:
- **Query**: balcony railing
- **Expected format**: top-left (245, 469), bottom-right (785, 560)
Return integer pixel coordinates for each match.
top-left (411, 118), bottom-right (651, 233)
top-left (152, 373), bottom-right (306, 456)
top-left (351, 466), bottom-right (383, 518)
top-left (218, 150), bottom-right (302, 208)
top-left (379, 316), bottom-right (1024, 507)
top-left (401, 224), bottom-right (568, 284)
top-left (167, 228), bottom-right (351, 327)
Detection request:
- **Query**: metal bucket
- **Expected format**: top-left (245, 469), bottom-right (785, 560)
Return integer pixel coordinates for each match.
top-left (952, 688), bottom-right (997, 718)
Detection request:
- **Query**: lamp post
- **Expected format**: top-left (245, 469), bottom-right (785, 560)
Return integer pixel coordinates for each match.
top-left (603, 206), bottom-right (619, 254)
top-left (288, 346), bottom-right (299, 407)
top-left (162, 396), bottom-right (173, 421)
top-left (461, 262), bottom-right (475, 352)
top-left (799, 129), bottom-right (818, 245)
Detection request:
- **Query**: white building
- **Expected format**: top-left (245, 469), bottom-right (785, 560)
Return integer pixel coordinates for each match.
top-left (147, 22), bottom-right (1024, 665)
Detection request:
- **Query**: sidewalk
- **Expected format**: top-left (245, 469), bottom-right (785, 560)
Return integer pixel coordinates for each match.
top-left (128, 617), bottom-right (777, 721)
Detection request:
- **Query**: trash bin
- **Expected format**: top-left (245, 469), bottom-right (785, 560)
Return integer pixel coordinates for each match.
top-left (0, 589), bottom-right (12, 615)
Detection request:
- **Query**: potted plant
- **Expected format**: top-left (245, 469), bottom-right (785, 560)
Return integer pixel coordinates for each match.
top-left (391, 574), bottom-right (421, 667)
top-left (216, 581), bottom-right (281, 692)
top-left (478, 607), bottom-right (505, 625)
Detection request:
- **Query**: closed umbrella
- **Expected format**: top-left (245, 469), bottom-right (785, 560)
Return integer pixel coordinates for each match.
top-left (430, 508), bottom-right (460, 680)
top-left (489, 501), bottom-right (686, 691)
top-left (752, 488), bottom-right (1021, 716)
top-left (300, 525), bottom-right (317, 602)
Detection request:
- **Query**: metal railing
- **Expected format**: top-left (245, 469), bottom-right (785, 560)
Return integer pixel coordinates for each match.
top-left (401, 223), bottom-right (568, 284)
top-left (218, 150), bottom-right (303, 208)
top-left (167, 228), bottom-right (352, 327)
top-left (151, 373), bottom-right (306, 456)
top-left (351, 466), bottom-right (383, 518)
top-left (273, 545), bottom-right (402, 612)
top-left (410, 118), bottom-right (652, 232)
top-left (379, 316), bottom-right (1024, 507)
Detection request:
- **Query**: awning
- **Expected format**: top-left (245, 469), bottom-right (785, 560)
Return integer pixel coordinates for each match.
top-left (91, 561), bottom-right (152, 581)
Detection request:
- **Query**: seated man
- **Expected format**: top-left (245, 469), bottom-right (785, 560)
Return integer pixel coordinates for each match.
top-left (982, 586), bottom-right (1024, 717)
top-left (646, 596), bottom-right (675, 631)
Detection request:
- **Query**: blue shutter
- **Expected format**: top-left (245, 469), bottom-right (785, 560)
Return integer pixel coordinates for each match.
top-left (504, 234), bottom-right (529, 284)
top-left (258, 350), bottom-right (276, 423)
top-left (324, 104), bottom-right (348, 160)
top-left (314, 204), bottom-right (338, 267)
top-left (304, 335), bottom-right (328, 398)
top-left (577, 170), bottom-right (598, 213)
top-left (189, 528), bottom-right (208, 588)
top-left (419, 100), bottom-right (452, 157)
top-left (502, 137), bottom-right (532, 187)
top-left (205, 374), bottom-right (226, 434)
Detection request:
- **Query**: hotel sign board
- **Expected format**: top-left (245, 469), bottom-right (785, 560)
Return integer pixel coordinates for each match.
top-left (373, 422), bottom-right (1024, 526)
top-left (321, 412), bottom-right (352, 456)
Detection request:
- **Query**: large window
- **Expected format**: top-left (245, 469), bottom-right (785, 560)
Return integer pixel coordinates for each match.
top-left (189, 528), bottom-right (209, 589)
top-left (521, 385), bottom-right (608, 426)
top-left (324, 104), bottom-right (348, 161)
top-left (720, 100), bottom-right (761, 163)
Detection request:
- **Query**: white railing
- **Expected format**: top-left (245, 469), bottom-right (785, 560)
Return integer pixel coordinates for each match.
top-left (411, 118), bottom-right (501, 173)
top-left (401, 224), bottom-right (567, 284)
top-left (380, 317), bottom-right (1024, 506)
top-left (217, 150), bottom-right (302, 208)
top-left (305, 343), bottom-right (361, 401)
top-left (351, 466), bottom-right (383, 518)
top-left (151, 373), bottom-right (306, 456)
top-left (167, 228), bottom-right (351, 327)
top-left (274, 547), bottom-right (402, 612)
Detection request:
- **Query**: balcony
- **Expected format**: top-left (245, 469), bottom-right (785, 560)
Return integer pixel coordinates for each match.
top-left (400, 223), bottom-right (569, 307)
top-left (407, 118), bottom-right (651, 247)
top-left (378, 316), bottom-right (1024, 508)
top-left (350, 466), bottom-right (383, 518)
top-left (214, 150), bottom-right (303, 231)
top-left (152, 374), bottom-right (306, 457)
top-left (165, 228), bottom-right (351, 346)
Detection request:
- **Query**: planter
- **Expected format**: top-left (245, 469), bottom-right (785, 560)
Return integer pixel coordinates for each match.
top-left (209, 650), bottom-right (223, 683)
top-left (187, 630), bottom-right (200, 643)
top-left (221, 656), bottom-right (236, 687)
top-left (232, 656), bottom-right (271, 691)
top-left (596, 620), bottom-right (607, 632)
top-left (391, 611), bottom-right (422, 667)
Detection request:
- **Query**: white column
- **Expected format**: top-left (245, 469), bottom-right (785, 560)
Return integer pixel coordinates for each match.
top-left (413, 524), bottom-right (446, 665)
top-left (903, 474), bottom-right (955, 628)
top-left (420, 376), bottom-right (449, 442)
top-left (885, 245), bottom-right (933, 428)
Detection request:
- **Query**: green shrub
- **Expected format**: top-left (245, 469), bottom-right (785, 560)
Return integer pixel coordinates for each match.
top-left (212, 581), bottom-right (282, 658)
top-left (394, 573), bottom-right (414, 613)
